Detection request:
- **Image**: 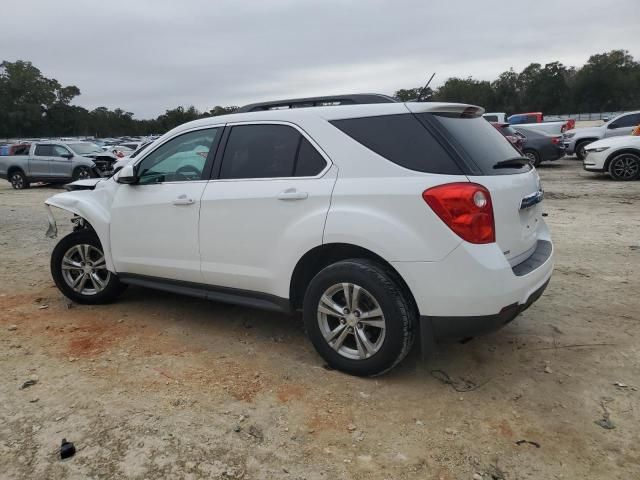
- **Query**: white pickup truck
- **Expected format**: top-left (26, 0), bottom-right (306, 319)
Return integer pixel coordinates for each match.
top-left (483, 112), bottom-right (574, 136)
top-left (0, 141), bottom-right (117, 189)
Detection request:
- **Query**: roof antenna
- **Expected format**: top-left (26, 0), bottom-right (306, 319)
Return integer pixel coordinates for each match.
top-left (417, 72), bottom-right (436, 102)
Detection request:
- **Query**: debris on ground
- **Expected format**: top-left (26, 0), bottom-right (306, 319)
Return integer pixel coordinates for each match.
top-left (613, 382), bottom-right (628, 389)
top-left (38, 304), bottom-right (48, 310)
top-left (7, 324), bottom-right (17, 331)
top-left (19, 379), bottom-right (38, 390)
top-left (595, 399), bottom-right (616, 430)
top-left (544, 365), bottom-right (553, 374)
top-left (430, 369), bottom-right (489, 392)
top-left (515, 439), bottom-right (541, 448)
top-left (60, 439), bottom-right (76, 459)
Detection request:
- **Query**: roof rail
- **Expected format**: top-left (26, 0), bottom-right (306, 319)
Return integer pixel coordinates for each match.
top-left (236, 93), bottom-right (398, 113)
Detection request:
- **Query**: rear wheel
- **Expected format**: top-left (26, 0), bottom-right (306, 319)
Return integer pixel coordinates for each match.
top-left (51, 230), bottom-right (126, 304)
top-left (608, 153), bottom-right (640, 181)
top-left (303, 259), bottom-right (415, 376)
top-left (10, 170), bottom-right (29, 189)
top-left (523, 149), bottom-right (541, 167)
top-left (575, 140), bottom-right (593, 160)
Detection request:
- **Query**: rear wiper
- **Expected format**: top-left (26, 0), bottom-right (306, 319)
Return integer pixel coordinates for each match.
top-left (493, 157), bottom-right (531, 169)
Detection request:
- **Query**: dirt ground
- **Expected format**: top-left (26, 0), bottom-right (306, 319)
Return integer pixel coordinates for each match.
top-left (1, 158), bottom-right (639, 480)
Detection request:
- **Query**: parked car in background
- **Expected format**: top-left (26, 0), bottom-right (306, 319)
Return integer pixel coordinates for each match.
top-left (106, 145), bottom-right (135, 158)
top-left (490, 122), bottom-right (524, 152)
top-left (0, 143), bottom-right (31, 156)
top-left (513, 127), bottom-right (565, 166)
top-left (583, 135), bottom-right (640, 181)
top-left (483, 112), bottom-right (508, 123)
top-left (564, 111), bottom-right (640, 160)
top-left (508, 112), bottom-right (575, 135)
top-left (44, 96), bottom-right (553, 376)
top-left (0, 141), bottom-right (116, 189)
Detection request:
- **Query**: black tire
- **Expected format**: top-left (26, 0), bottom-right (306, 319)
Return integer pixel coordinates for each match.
top-left (51, 230), bottom-right (126, 304)
top-left (523, 149), bottom-right (541, 167)
top-left (575, 140), bottom-right (593, 160)
top-left (72, 166), bottom-right (93, 181)
top-left (9, 170), bottom-right (30, 189)
top-left (608, 152), bottom-right (640, 181)
top-left (303, 259), bottom-right (415, 377)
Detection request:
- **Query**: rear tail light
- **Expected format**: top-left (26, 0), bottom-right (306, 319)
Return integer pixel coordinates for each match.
top-left (551, 136), bottom-right (561, 145)
top-left (422, 183), bottom-right (495, 244)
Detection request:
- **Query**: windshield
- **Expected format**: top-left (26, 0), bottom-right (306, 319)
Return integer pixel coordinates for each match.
top-left (421, 113), bottom-right (531, 175)
top-left (68, 142), bottom-right (103, 155)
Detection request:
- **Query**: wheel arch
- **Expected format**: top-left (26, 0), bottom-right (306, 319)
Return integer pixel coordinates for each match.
top-left (7, 165), bottom-right (26, 177)
top-left (289, 242), bottom-right (417, 313)
top-left (45, 192), bottom-right (115, 271)
top-left (604, 148), bottom-right (640, 171)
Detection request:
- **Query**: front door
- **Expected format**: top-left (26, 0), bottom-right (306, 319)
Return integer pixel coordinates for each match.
top-left (49, 144), bottom-right (74, 179)
top-left (110, 127), bottom-right (221, 282)
top-left (605, 113), bottom-right (640, 138)
top-left (199, 123), bottom-right (336, 297)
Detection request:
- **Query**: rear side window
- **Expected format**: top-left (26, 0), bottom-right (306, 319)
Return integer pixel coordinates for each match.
top-left (483, 115), bottom-right (498, 122)
top-left (220, 124), bottom-right (326, 179)
top-left (422, 113), bottom-right (531, 175)
top-left (330, 114), bottom-right (462, 175)
top-left (295, 138), bottom-right (326, 176)
top-left (34, 145), bottom-right (53, 156)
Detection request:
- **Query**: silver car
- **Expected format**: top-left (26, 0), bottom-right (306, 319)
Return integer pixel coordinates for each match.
top-left (0, 141), bottom-right (117, 189)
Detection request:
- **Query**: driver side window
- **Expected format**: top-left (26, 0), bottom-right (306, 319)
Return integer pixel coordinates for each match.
top-left (52, 145), bottom-right (71, 157)
top-left (137, 128), bottom-right (219, 185)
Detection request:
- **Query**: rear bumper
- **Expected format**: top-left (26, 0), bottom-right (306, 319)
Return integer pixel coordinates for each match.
top-left (423, 278), bottom-right (550, 341)
top-left (392, 224), bottom-right (554, 318)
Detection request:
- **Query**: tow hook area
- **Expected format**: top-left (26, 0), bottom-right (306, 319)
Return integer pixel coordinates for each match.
top-left (45, 205), bottom-right (58, 238)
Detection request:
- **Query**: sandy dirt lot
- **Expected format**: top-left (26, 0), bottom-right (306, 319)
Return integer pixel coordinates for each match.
top-left (1, 158), bottom-right (639, 480)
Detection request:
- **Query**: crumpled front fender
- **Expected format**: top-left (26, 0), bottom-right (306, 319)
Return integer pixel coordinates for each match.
top-left (45, 188), bottom-right (115, 272)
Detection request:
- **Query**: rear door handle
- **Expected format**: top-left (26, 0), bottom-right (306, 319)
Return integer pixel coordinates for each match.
top-left (277, 188), bottom-right (308, 201)
top-left (172, 194), bottom-right (195, 206)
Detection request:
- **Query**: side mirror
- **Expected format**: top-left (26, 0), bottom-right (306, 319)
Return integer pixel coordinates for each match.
top-left (61, 153), bottom-right (73, 159)
top-left (117, 164), bottom-right (137, 184)
top-left (608, 123), bottom-right (618, 129)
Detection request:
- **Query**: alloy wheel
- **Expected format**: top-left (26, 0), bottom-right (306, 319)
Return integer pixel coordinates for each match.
top-left (611, 155), bottom-right (640, 180)
top-left (317, 283), bottom-right (386, 360)
top-left (77, 168), bottom-right (91, 180)
top-left (61, 244), bottom-right (111, 295)
top-left (10, 173), bottom-right (24, 189)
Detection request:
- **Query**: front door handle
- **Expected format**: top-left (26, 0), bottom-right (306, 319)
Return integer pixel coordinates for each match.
top-left (172, 194), bottom-right (195, 206)
top-left (277, 188), bottom-right (308, 200)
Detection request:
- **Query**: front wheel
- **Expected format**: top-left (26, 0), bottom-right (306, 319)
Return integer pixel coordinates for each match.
top-left (73, 166), bottom-right (93, 181)
top-left (51, 230), bottom-right (126, 304)
top-left (575, 141), bottom-right (592, 160)
top-left (608, 153), bottom-right (640, 181)
top-left (303, 259), bottom-right (415, 376)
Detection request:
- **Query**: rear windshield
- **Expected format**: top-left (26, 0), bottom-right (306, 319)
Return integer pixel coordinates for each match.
top-left (421, 113), bottom-right (532, 175)
top-left (330, 114), bottom-right (462, 175)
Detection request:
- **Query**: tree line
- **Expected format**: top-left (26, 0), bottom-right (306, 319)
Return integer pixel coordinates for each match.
top-left (1, 50), bottom-right (639, 139)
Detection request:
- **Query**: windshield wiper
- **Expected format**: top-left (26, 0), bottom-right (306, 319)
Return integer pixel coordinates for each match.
top-left (493, 157), bottom-right (531, 169)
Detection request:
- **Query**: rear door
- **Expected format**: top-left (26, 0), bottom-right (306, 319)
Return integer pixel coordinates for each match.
top-left (29, 145), bottom-right (52, 177)
top-left (199, 122), bottom-right (335, 296)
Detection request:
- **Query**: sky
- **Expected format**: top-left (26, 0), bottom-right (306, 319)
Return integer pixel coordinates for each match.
top-left (1, 0), bottom-right (639, 118)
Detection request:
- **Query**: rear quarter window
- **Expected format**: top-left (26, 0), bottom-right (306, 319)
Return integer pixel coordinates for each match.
top-left (330, 114), bottom-right (462, 175)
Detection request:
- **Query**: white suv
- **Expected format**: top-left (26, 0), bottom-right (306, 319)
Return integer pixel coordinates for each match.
top-left (45, 97), bottom-right (554, 376)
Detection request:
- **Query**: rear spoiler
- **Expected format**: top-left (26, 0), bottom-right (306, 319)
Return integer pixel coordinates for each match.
top-left (405, 102), bottom-right (485, 118)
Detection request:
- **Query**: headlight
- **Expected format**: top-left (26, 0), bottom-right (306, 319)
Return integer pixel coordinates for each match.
top-left (586, 146), bottom-right (610, 153)
top-left (564, 132), bottom-right (575, 139)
